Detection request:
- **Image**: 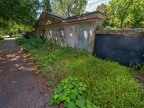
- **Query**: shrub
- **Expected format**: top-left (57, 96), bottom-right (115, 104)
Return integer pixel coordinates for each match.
top-left (50, 76), bottom-right (98, 108)
top-left (139, 65), bottom-right (144, 74)
top-left (129, 55), bottom-right (144, 74)
top-left (0, 36), bottom-right (4, 40)
top-left (0, 36), bottom-right (4, 45)
top-left (104, 26), bottom-right (111, 30)
top-left (7, 29), bottom-right (17, 37)
top-left (96, 25), bottom-right (103, 30)
top-left (16, 38), bottom-right (56, 52)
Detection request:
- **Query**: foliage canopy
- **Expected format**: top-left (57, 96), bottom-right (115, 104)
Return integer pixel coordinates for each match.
top-left (107, 0), bottom-right (144, 28)
top-left (51, 0), bottom-right (87, 17)
top-left (0, 0), bottom-right (40, 34)
top-left (42, 0), bottom-right (52, 13)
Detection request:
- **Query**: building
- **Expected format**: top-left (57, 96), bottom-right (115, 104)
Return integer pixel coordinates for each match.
top-left (35, 11), bottom-right (106, 53)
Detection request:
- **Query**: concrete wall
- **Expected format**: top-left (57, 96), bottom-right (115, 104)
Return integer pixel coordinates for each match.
top-left (93, 29), bottom-right (144, 66)
top-left (65, 25), bottom-right (78, 48)
top-left (88, 21), bottom-right (97, 52)
top-left (37, 26), bottom-right (66, 46)
top-left (35, 11), bottom-right (106, 53)
top-left (36, 21), bottom-right (100, 53)
top-left (77, 23), bottom-right (90, 51)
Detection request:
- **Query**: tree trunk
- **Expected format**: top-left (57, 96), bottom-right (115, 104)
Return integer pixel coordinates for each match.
top-left (120, 19), bottom-right (124, 28)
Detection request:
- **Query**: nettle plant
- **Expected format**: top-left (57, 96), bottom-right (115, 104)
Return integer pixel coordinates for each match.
top-left (50, 76), bottom-right (99, 108)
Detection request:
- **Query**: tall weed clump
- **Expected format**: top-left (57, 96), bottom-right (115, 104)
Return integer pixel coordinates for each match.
top-left (0, 36), bottom-right (4, 45)
top-left (45, 47), bottom-right (144, 108)
top-left (16, 37), bottom-right (58, 67)
top-left (0, 36), bottom-right (4, 40)
top-left (67, 57), bottom-right (144, 107)
top-left (16, 37), bottom-right (144, 108)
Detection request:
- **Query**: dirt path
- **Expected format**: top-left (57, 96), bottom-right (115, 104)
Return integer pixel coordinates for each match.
top-left (0, 37), bottom-right (51, 108)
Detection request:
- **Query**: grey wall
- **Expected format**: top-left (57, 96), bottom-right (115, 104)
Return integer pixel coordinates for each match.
top-left (93, 34), bottom-right (144, 66)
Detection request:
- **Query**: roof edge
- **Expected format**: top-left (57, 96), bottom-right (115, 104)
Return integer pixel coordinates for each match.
top-left (66, 11), bottom-right (106, 20)
top-left (35, 11), bottom-right (106, 27)
top-left (42, 12), bottom-right (66, 20)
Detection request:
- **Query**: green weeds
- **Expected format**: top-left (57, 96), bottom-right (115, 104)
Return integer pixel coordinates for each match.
top-left (35, 69), bottom-right (40, 74)
top-left (16, 38), bottom-right (144, 108)
top-left (138, 64), bottom-right (144, 74)
top-left (50, 76), bottom-right (98, 108)
top-left (0, 36), bottom-right (4, 45)
top-left (0, 36), bottom-right (4, 40)
top-left (45, 81), bottom-right (54, 87)
top-left (129, 60), bottom-right (144, 74)
top-left (16, 38), bottom-right (58, 52)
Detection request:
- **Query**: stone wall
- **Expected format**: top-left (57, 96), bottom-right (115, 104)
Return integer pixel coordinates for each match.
top-left (93, 29), bottom-right (144, 66)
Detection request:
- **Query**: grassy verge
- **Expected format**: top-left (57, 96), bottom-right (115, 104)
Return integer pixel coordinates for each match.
top-left (0, 36), bottom-right (4, 45)
top-left (16, 38), bottom-right (144, 108)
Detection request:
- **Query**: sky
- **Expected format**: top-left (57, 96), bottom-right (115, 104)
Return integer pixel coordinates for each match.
top-left (86, 0), bottom-right (110, 12)
top-left (39, 0), bottom-right (110, 12)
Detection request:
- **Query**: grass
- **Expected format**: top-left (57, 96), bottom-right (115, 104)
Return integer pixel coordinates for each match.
top-left (16, 38), bottom-right (144, 108)
top-left (138, 64), bottom-right (144, 74)
top-left (0, 36), bottom-right (4, 45)
top-left (0, 36), bottom-right (4, 40)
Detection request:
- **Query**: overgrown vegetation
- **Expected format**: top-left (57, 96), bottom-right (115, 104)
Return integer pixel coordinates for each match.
top-left (16, 38), bottom-right (144, 108)
top-left (139, 65), bottom-right (144, 74)
top-left (129, 55), bottom-right (144, 74)
top-left (0, 36), bottom-right (4, 40)
top-left (50, 76), bottom-right (98, 108)
top-left (0, 0), bottom-right (40, 28)
top-left (96, 0), bottom-right (144, 29)
top-left (51, 0), bottom-right (87, 17)
top-left (0, 36), bottom-right (4, 45)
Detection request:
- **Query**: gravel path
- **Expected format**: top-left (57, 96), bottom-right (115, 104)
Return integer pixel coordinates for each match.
top-left (0, 37), bottom-right (51, 108)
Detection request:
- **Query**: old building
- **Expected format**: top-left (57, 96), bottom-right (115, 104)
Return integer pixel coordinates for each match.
top-left (35, 11), bottom-right (106, 53)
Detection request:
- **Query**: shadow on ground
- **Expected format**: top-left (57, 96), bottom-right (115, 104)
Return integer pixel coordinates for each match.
top-left (0, 37), bottom-right (51, 108)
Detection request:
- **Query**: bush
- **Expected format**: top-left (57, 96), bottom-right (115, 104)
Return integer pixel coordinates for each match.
top-left (50, 76), bottom-right (98, 108)
top-left (138, 55), bottom-right (144, 74)
top-left (0, 36), bottom-right (4, 40)
top-left (0, 36), bottom-right (4, 45)
top-left (7, 29), bottom-right (17, 37)
top-left (96, 25), bottom-right (103, 30)
top-left (105, 26), bottom-right (111, 30)
top-left (130, 55), bottom-right (144, 74)
top-left (139, 65), bottom-right (144, 74)
top-left (16, 38), bottom-right (58, 52)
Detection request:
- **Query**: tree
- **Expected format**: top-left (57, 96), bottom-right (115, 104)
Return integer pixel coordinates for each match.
top-left (129, 0), bottom-right (144, 28)
top-left (51, 0), bottom-right (87, 17)
top-left (42, 0), bottom-right (52, 12)
top-left (96, 3), bottom-right (111, 29)
top-left (108, 0), bottom-right (134, 28)
top-left (107, 0), bottom-right (144, 28)
top-left (96, 3), bottom-right (107, 14)
top-left (0, 0), bottom-right (40, 33)
top-left (0, 0), bottom-right (40, 25)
